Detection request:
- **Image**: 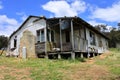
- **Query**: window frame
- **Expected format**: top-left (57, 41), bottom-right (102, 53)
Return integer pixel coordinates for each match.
top-left (37, 29), bottom-right (45, 42)
top-left (36, 29), bottom-right (54, 43)
top-left (89, 31), bottom-right (96, 45)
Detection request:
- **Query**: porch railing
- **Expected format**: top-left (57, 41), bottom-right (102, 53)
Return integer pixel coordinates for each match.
top-left (35, 38), bottom-right (88, 54)
top-left (36, 42), bottom-right (57, 54)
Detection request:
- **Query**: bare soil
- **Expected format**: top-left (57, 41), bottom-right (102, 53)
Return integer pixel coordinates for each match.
top-left (0, 65), bottom-right (32, 80)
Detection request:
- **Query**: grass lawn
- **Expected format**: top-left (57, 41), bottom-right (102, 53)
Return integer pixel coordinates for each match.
top-left (0, 49), bottom-right (120, 80)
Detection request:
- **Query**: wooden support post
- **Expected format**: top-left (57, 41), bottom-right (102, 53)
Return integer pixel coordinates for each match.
top-left (87, 53), bottom-right (90, 58)
top-left (71, 19), bottom-right (74, 51)
top-left (45, 26), bottom-right (48, 59)
top-left (81, 53), bottom-right (83, 58)
top-left (59, 19), bottom-right (63, 52)
top-left (58, 53), bottom-right (61, 59)
top-left (71, 19), bottom-right (75, 60)
top-left (71, 52), bottom-right (75, 60)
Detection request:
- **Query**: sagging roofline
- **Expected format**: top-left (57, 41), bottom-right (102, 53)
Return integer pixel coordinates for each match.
top-left (9, 16), bottom-right (109, 41)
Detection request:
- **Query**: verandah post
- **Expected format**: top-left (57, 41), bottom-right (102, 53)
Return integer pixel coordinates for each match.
top-left (45, 24), bottom-right (48, 59)
top-left (71, 19), bottom-right (75, 60)
top-left (58, 19), bottom-right (62, 59)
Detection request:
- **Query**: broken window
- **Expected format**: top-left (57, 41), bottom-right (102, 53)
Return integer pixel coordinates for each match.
top-left (37, 29), bottom-right (54, 42)
top-left (37, 29), bottom-right (45, 42)
top-left (89, 31), bottom-right (96, 45)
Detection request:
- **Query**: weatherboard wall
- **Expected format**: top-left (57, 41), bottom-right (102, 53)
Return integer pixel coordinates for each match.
top-left (85, 27), bottom-right (108, 53)
top-left (9, 17), bottom-right (46, 56)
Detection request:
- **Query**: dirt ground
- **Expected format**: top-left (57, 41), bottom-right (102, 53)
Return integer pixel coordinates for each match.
top-left (62, 62), bottom-right (111, 80)
top-left (0, 65), bottom-right (32, 80)
top-left (62, 51), bottom-right (114, 80)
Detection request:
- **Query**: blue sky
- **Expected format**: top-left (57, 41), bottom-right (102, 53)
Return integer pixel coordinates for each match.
top-left (0, 0), bottom-right (120, 36)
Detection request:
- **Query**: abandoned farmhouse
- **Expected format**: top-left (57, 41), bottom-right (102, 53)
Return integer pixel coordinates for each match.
top-left (7, 16), bottom-right (109, 59)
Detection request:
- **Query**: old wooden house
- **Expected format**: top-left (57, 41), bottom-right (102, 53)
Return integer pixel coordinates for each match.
top-left (7, 16), bottom-right (109, 59)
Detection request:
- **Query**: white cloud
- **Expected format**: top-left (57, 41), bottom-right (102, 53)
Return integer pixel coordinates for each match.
top-left (90, 1), bottom-right (120, 22)
top-left (71, 0), bottom-right (86, 13)
top-left (88, 20), bottom-right (105, 26)
top-left (0, 15), bottom-right (20, 36)
top-left (42, 0), bottom-right (87, 17)
top-left (16, 12), bottom-right (27, 21)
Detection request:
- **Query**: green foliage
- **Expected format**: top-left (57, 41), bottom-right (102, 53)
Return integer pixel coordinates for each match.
top-left (108, 30), bottom-right (120, 48)
top-left (94, 24), bottom-right (107, 32)
top-left (0, 35), bottom-right (8, 49)
top-left (76, 57), bottom-right (86, 62)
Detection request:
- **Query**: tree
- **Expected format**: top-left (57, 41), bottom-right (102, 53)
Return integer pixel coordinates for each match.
top-left (108, 29), bottom-right (120, 48)
top-left (94, 24), bottom-right (108, 32)
top-left (117, 23), bottom-right (120, 30)
top-left (0, 35), bottom-right (8, 50)
top-left (95, 24), bottom-right (120, 48)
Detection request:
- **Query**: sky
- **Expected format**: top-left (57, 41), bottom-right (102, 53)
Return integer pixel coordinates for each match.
top-left (0, 0), bottom-right (120, 36)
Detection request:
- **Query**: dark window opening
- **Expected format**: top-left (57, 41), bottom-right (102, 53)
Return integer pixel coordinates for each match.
top-left (65, 31), bottom-right (70, 42)
top-left (51, 31), bottom-right (54, 42)
top-left (47, 29), bottom-right (50, 41)
top-left (89, 31), bottom-right (96, 45)
top-left (14, 39), bottom-right (17, 48)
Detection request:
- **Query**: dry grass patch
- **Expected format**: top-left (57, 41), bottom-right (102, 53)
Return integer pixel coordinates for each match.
top-left (62, 63), bottom-right (112, 80)
top-left (0, 49), bottom-right (119, 80)
top-left (0, 65), bottom-right (32, 80)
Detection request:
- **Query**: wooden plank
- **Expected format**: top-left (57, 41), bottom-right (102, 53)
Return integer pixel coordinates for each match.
top-left (59, 19), bottom-right (63, 52)
top-left (45, 27), bottom-right (48, 59)
top-left (71, 19), bottom-right (74, 51)
top-left (71, 19), bottom-right (75, 60)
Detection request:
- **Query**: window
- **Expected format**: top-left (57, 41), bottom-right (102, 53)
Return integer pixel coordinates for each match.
top-left (37, 31), bottom-right (40, 42)
top-left (65, 31), bottom-right (70, 42)
top-left (14, 36), bottom-right (17, 48)
top-left (89, 31), bottom-right (96, 45)
top-left (99, 40), bottom-right (103, 47)
top-left (98, 37), bottom-right (103, 47)
top-left (37, 29), bottom-right (45, 42)
top-left (41, 30), bottom-right (44, 42)
top-left (37, 29), bottom-right (54, 42)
